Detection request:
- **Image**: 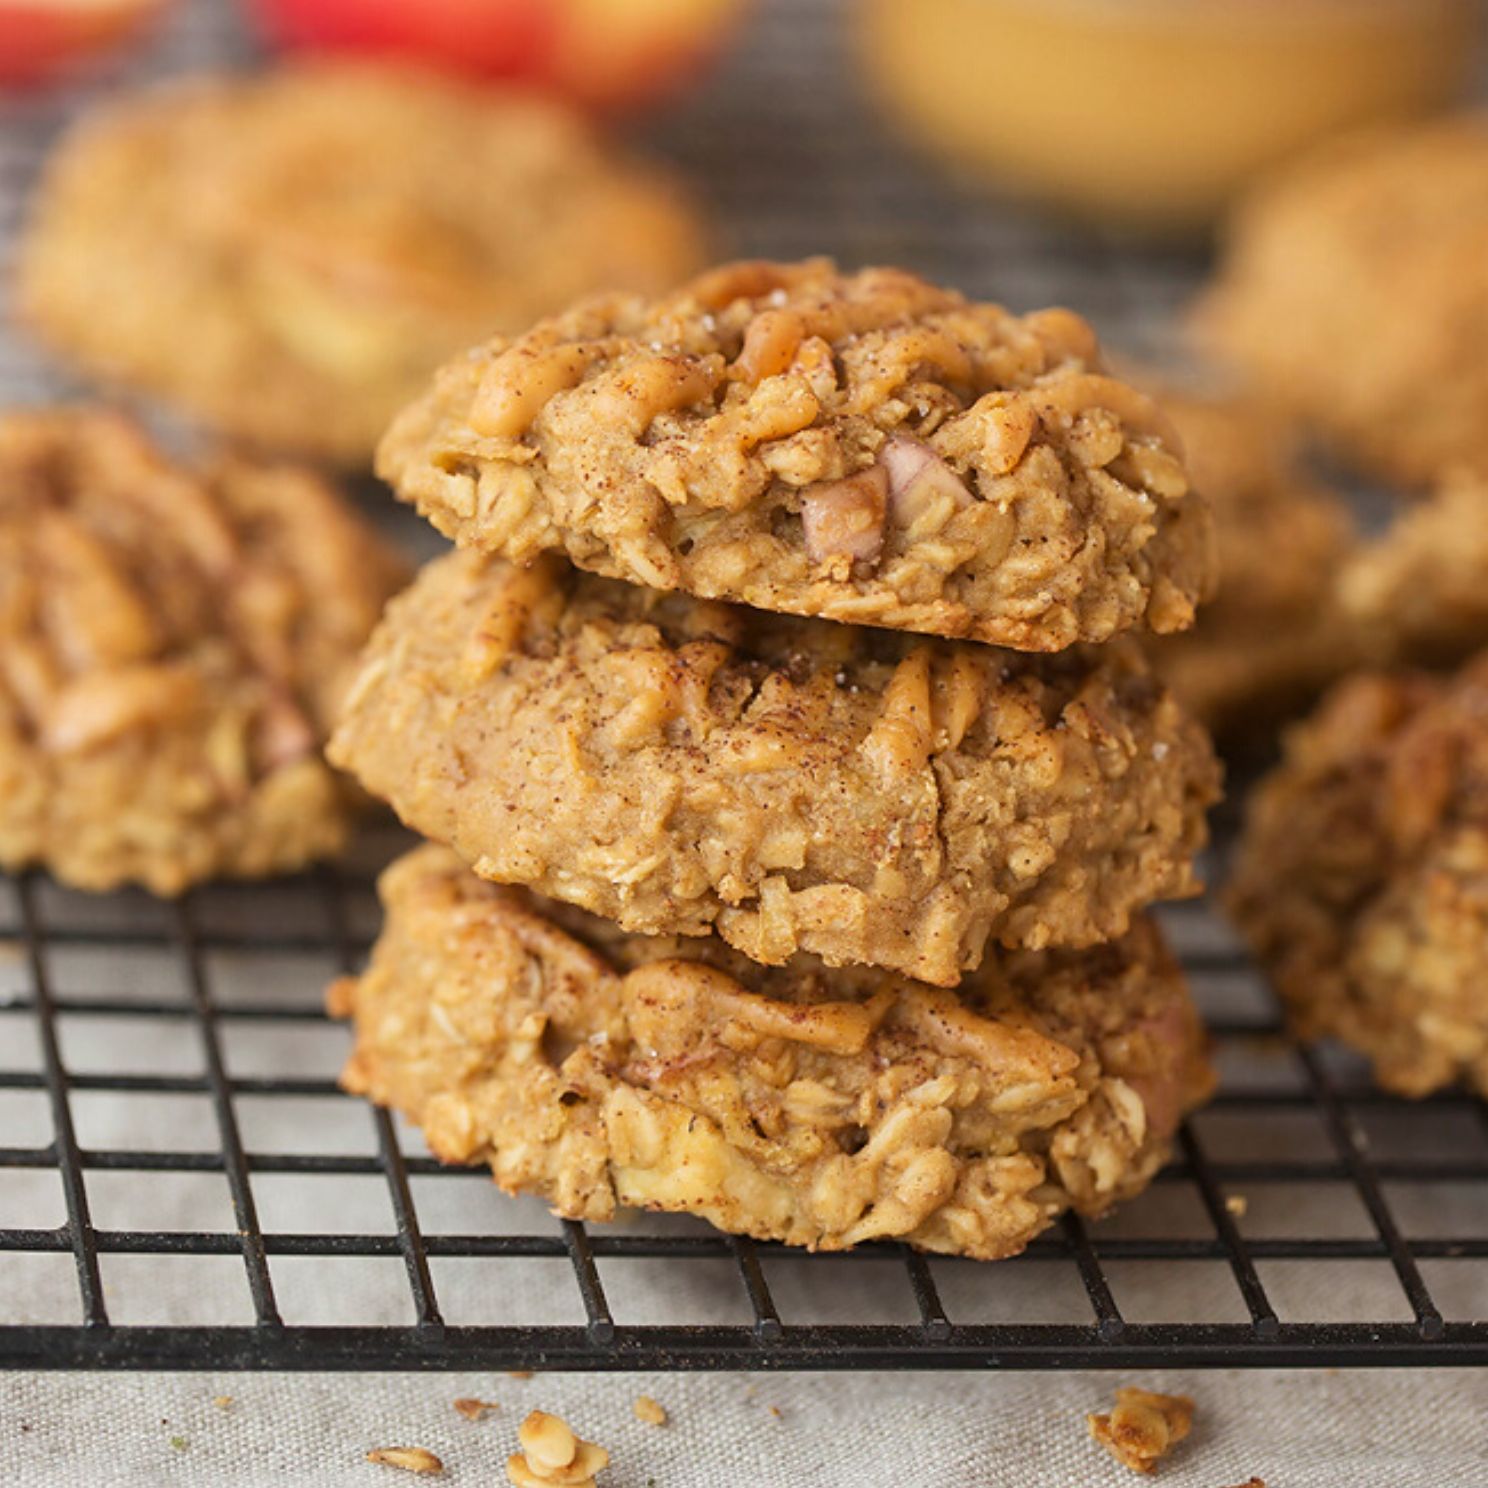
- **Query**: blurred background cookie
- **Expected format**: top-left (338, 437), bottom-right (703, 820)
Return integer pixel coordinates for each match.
top-left (0, 407), bottom-right (406, 894)
top-left (14, 61), bottom-right (708, 464)
top-left (1197, 113), bottom-right (1488, 486)
top-left (1338, 470), bottom-right (1488, 669)
top-left (1228, 657), bottom-right (1488, 1097)
top-left (1142, 388), bottom-right (1361, 738)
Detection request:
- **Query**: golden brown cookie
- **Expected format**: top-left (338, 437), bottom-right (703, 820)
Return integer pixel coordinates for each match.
top-left (0, 408), bottom-right (407, 894)
top-left (1337, 470), bottom-right (1488, 670)
top-left (331, 845), bottom-right (1215, 1260)
top-left (1144, 390), bottom-right (1359, 736)
top-left (378, 258), bottom-right (1215, 648)
top-left (329, 549), bottom-right (1220, 987)
top-left (16, 63), bottom-right (705, 465)
top-left (1228, 658), bottom-right (1488, 1097)
top-left (1197, 114), bottom-right (1488, 486)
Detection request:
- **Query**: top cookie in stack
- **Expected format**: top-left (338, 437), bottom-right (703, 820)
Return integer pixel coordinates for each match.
top-left (329, 260), bottom-right (1220, 1257)
top-left (378, 258), bottom-right (1213, 649)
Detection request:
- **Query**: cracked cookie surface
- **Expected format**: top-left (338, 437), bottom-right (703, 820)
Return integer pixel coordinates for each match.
top-left (1229, 657), bottom-right (1488, 1097)
top-left (378, 258), bottom-right (1215, 648)
top-left (1198, 114), bottom-right (1488, 486)
top-left (1144, 390), bottom-right (1359, 736)
top-left (329, 550), bottom-right (1219, 986)
top-left (16, 63), bottom-right (705, 465)
top-left (0, 408), bottom-right (407, 894)
top-left (331, 845), bottom-right (1215, 1259)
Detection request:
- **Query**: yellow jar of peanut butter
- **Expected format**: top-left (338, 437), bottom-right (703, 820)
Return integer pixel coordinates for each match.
top-left (857, 0), bottom-right (1480, 232)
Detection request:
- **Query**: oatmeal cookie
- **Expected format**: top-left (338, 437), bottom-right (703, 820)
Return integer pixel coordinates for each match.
top-left (1197, 114), bottom-right (1488, 486)
top-left (15, 63), bottom-right (705, 465)
top-left (0, 408), bottom-right (407, 894)
top-left (1229, 658), bottom-right (1488, 1096)
top-left (1144, 390), bottom-right (1359, 735)
top-left (330, 846), bottom-right (1215, 1260)
top-left (378, 258), bottom-right (1215, 648)
top-left (1337, 471), bottom-right (1488, 670)
top-left (329, 550), bottom-right (1220, 986)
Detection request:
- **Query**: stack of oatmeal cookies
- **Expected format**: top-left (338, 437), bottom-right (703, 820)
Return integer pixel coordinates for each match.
top-left (327, 257), bottom-right (1224, 1260)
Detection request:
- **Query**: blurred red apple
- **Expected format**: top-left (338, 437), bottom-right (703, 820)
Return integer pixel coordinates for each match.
top-left (0, 0), bottom-right (164, 87)
top-left (248, 0), bottom-right (744, 111)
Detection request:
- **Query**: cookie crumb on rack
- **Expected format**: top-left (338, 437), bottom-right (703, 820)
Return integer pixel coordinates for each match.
top-left (507, 1410), bottom-right (609, 1488)
top-left (454, 1397), bottom-right (500, 1421)
top-left (366, 1446), bottom-right (445, 1475)
top-left (1087, 1387), bottom-right (1194, 1473)
top-left (633, 1396), bottom-right (667, 1427)
top-left (1225, 1194), bottom-right (1249, 1218)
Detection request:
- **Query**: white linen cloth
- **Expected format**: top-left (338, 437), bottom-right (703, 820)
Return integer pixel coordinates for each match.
top-left (6, 1365), bottom-right (1486, 1485)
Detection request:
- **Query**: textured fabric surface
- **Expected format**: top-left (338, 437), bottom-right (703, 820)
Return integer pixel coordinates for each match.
top-left (6, 1366), bottom-right (1488, 1486)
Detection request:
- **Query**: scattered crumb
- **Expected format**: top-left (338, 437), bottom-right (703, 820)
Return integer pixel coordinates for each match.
top-left (1220, 1479), bottom-right (1265, 1487)
top-left (326, 976), bottom-right (357, 1018)
top-left (366, 1446), bottom-right (445, 1475)
top-left (507, 1410), bottom-right (609, 1488)
top-left (212, 1396), bottom-right (234, 1411)
top-left (507, 1371), bottom-right (534, 1380)
top-left (768, 1406), bottom-right (783, 1420)
top-left (1087, 1387), bottom-right (1194, 1474)
top-left (633, 1396), bottom-right (667, 1428)
top-left (454, 1397), bottom-right (500, 1421)
top-left (169, 1436), bottom-right (188, 1453)
top-left (1225, 1194), bottom-right (1249, 1218)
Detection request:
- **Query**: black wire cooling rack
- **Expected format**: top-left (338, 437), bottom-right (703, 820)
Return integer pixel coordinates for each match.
top-left (2, 0), bottom-right (1488, 1375)
top-left (2, 843), bottom-right (1487, 1372)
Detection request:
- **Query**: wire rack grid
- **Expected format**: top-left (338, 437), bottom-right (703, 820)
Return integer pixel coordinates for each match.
top-left (1, 0), bottom-right (1487, 1374)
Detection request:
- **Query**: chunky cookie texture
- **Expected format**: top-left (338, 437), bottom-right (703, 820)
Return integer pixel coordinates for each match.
top-left (329, 550), bottom-right (1219, 986)
top-left (1144, 389), bottom-right (1359, 736)
top-left (16, 63), bottom-right (704, 464)
top-left (1229, 658), bottom-right (1488, 1098)
top-left (1198, 114), bottom-right (1488, 486)
top-left (0, 409), bottom-right (407, 894)
top-left (331, 846), bottom-right (1215, 1259)
top-left (379, 259), bottom-right (1215, 648)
